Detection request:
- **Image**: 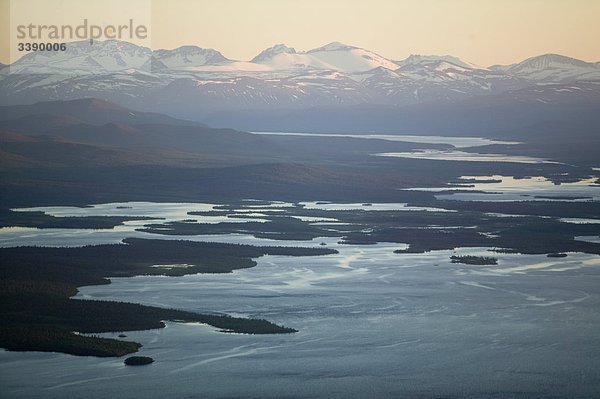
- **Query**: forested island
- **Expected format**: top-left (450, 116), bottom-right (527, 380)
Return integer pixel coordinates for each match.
top-left (0, 208), bottom-right (156, 229)
top-left (0, 238), bottom-right (336, 357)
top-left (139, 203), bottom-right (600, 255)
top-left (450, 255), bottom-right (498, 265)
top-left (125, 356), bottom-right (155, 366)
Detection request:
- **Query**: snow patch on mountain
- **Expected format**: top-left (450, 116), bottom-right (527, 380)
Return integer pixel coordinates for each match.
top-left (397, 54), bottom-right (484, 70)
top-left (251, 44), bottom-right (297, 63)
top-left (508, 54), bottom-right (593, 71)
top-left (251, 51), bottom-right (333, 71)
top-left (153, 46), bottom-right (229, 70)
top-left (307, 41), bottom-right (357, 52)
top-left (10, 40), bottom-right (152, 74)
top-left (2, 40), bottom-right (598, 111)
top-left (248, 42), bottom-right (399, 73)
top-left (493, 54), bottom-right (600, 82)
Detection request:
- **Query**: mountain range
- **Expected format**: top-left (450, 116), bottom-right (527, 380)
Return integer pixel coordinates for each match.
top-left (1, 40), bottom-right (599, 131)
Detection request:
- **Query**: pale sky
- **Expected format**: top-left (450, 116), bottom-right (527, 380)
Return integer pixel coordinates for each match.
top-left (1, 0), bottom-right (599, 66)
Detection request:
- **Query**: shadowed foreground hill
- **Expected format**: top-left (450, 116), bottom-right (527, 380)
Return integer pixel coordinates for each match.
top-left (2, 97), bottom-right (597, 208)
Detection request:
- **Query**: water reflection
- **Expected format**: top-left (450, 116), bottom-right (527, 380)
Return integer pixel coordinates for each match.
top-left (407, 175), bottom-right (600, 202)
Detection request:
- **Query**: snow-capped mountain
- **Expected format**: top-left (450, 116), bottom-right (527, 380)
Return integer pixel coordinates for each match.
top-left (249, 41), bottom-right (399, 73)
top-left (8, 41), bottom-right (152, 74)
top-left (152, 46), bottom-right (230, 71)
top-left (397, 54), bottom-right (484, 70)
top-left (351, 65), bottom-right (523, 105)
top-left (303, 42), bottom-right (399, 73)
top-left (251, 44), bottom-right (297, 63)
top-left (491, 54), bottom-right (600, 82)
top-left (1, 40), bottom-right (598, 118)
top-left (248, 43), bottom-right (332, 71)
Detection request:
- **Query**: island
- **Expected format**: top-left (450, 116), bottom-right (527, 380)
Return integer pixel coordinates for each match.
top-left (450, 255), bottom-right (498, 265)
top-left (0, 238), bottom-right (336, 357)
top-left (547, 252), bottom-right (568, 258)
top-left (124, 356), bottom-right (155, 366)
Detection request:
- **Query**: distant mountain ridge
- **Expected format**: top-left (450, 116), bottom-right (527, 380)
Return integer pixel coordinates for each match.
top-left (1, 40), bottom-right (599, 124)
top-left (0, 98), bottom-right (203, 127)
top-left (6, 39), bottom-right (598, 75)
top-left (153, 46), bottom-right (230, 70)
top-left (492, 53), bottom-right (600, 83)
top-left (397, 54), bottom-right (485, 70)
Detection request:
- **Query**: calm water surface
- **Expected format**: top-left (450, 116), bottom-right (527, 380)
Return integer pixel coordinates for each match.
top-left (1, 201), bottom-right (600, 398)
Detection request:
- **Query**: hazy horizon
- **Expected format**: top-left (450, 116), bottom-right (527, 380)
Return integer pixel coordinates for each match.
top-left (1, 0), bottom-right (600, 66)
top-left (6, 37), bottom-right (600, 68)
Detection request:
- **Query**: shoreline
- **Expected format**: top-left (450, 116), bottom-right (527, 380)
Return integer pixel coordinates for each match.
top-left (0, 238), bottom-right (337, 357)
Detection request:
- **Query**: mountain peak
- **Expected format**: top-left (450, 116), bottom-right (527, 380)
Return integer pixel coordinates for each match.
top-left (153, 46), bottom-right (229, 68)
top-left (308, 42), bottom-right (356, 53)
top-left (511, 53), bottom-right (593, 70)
top-left (399, 54), bottom-right (481, 70)
top-left (155, 45), bottom-right (224, 56)
top-left (500, 53), bottom-right (600, 82)
top-left (66, 39), bottom-right (150, 53)
top-left (251, 44), bottom-right (296, 63)
top-left (10, 39), bottom-right (151, 73)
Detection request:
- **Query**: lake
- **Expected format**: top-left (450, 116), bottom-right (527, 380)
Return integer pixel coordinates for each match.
top-left (406, 175), bottom-right (600, 202)
top-left (375, 149), bottom-right (555, 164)
top-left (250, 131), bottom-right (519, 148)
top-left (1, 200), bottom-right (600, 398)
